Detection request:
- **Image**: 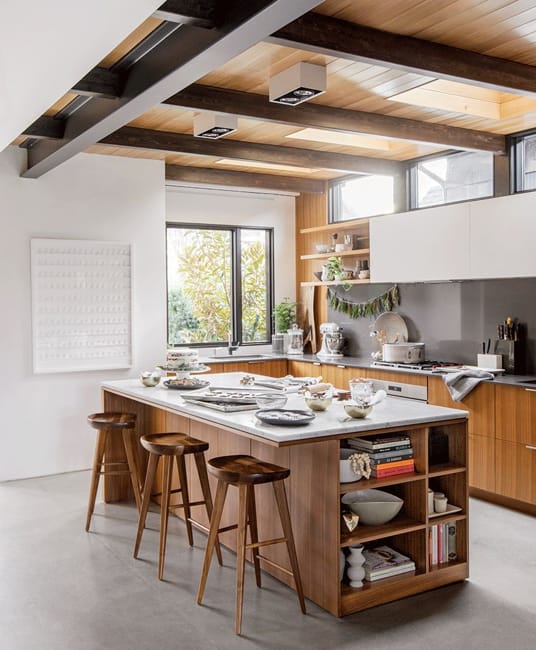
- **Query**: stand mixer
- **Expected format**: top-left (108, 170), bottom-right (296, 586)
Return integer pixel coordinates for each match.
top-left (317, 322), bottom-right (345, 358)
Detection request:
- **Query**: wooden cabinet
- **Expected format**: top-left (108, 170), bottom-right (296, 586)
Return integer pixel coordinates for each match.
top-left (494, 384), bottom-right (536, 504)
top-left (205, 359), bottom-right (287, 377)
top-left (287, 359), bottom-right (365, 391)
top-left (468, 434), bottom-right (495, 492)
top-left (339, 419), bottom-right (468, 615)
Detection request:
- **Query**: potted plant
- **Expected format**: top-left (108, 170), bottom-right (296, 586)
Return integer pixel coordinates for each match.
top-left (273, 298), bottom-right (297, 333)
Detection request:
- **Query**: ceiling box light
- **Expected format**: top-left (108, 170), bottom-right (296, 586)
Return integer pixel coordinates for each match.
top-left (269, 62), bottom-right (326, 106)
top-left (193, 112), bottom-right (237, 138)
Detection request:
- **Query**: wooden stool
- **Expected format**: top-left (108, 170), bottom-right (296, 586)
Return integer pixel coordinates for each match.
top-left (134, 433), bottom-right (222, 580)
top-left (85, 412), bottom-right (141, 532)
top-left (197, 454), bottom-right (306, 635)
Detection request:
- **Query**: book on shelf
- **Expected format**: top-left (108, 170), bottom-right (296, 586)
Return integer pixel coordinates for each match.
top-left (371, 462), bottom-right (415, 478)
top-left (448, 521), bottom-right (457, 561)
top-left (367, 448), bottom-right (414, 463)
top-left (369, 458), bottom-right (414, 469)
top-left (429, 522), bottom-right (457, 568)
top-left (347, 434), bottom-right (410, 452)
top-left (362, 544), bottom-right (415, 582)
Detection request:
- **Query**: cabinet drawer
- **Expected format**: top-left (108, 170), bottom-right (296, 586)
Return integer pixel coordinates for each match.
top-left (495, 384), bottom-right (536, 445)
top-left (495, 439), bottom-right (536, 504)
top-left (468, 434), bottom-right (495, 492)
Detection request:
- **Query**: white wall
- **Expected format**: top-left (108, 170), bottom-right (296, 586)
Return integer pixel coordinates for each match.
top-left (0, 148), bottom-right (166, 481)
top-left (166, 184), bottom-right (296, 304)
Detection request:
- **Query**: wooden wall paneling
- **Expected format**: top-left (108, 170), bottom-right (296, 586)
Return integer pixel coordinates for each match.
top-left (288, 439), bottom-right (340, 616)
top-left (495, 439), bottom-right (536, 504)
top-left (427, 376), bottom-right (494, 436)
top-left (468, 434), bottom-right (496, 492)
top-left (495, 385), bottom-right (536, 445)
top-left (250, 442), bottom-right (292, 581)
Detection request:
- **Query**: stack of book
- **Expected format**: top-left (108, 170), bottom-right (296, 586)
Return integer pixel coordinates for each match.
top-left (429, 521), bottom-right (457, 568)
top-left (362, 544), bottom-right (416, 582)
top-left (348, 434), bottom-right (414, 478)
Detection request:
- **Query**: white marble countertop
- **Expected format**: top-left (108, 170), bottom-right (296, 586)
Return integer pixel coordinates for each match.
top-left (101, 373), bottom-right (468, 445)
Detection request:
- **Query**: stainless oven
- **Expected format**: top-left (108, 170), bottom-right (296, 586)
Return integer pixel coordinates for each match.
top-left (369, 377), bottom-right (427, 402)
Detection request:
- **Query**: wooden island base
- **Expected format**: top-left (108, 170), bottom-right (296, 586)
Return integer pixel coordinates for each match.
top-left (102, 386), bottom-right (469, 618)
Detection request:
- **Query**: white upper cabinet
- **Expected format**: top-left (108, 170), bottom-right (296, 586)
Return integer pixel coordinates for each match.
top-left (370, 203), bottom-right (471, 283)
top-left (469, 192), bottom-right (536, 279)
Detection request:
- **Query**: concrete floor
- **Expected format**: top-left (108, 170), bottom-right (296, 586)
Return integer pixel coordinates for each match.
top-left (1, 471), bottom-right (535, 650)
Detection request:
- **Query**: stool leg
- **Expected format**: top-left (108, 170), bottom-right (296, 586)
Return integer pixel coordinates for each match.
top-left (175, 454), bottom-right (194, 546)
top-left (122, 428), bottom-right (142, 513)
top-left (247, 485), bottom-right (262, 588)
top-left (197, 479), bottom-right (228, 605)
top-left (194, 452), bottom-right (222, 566)
top-left (158, 455), bottom-right (173, 580)
top-left (235, 483), bottom-right (248, 635)
top-left (272, 480), bottom-right (306, 615)
top-left (133, 452), bottom-right (158, 559)
top-left (85, 427), bottom-right (108, 531)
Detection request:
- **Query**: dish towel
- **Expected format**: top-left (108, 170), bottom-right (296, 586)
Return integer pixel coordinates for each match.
top-left (443, 369), bottom-right (494, 402)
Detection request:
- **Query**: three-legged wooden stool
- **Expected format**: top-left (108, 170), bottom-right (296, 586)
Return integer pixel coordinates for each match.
top-left (85, 412), bottom-right (141, 532)
top-left (134, 432), bottom-right (222, 580)
top-left (197, 454), bottom-right (306, 635)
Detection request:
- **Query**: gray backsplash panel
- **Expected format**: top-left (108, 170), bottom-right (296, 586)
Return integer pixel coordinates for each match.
top-left (326, 278), bottom-right (536, 373)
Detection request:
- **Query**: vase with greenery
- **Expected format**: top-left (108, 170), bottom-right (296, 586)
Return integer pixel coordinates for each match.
top-left (273, 298), bottom-right (297, 333)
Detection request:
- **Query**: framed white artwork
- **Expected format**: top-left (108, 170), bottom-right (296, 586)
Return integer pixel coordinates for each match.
top-left (30, 238), bottom-right (132, 373)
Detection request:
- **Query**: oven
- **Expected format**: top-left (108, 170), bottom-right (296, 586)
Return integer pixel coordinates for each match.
top-left (369, 377), bottom-right (428, 402)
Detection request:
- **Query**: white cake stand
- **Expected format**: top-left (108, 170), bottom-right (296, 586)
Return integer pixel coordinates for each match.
top-left (158, 364), bottom-right (210, 379)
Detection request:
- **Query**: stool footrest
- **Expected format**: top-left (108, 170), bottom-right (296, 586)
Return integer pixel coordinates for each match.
top-left (96, 469), bottom-right (132, 477)
top-left (246, 537), bottom-right (287, 550)
top-left (217, 523), bottom-right (239, 534)
top-left (257, 554), bottom-right (294, 579)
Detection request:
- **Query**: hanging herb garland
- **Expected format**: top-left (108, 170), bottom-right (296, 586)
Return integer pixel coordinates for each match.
top-left (328, 284), bottom-right (400, 319)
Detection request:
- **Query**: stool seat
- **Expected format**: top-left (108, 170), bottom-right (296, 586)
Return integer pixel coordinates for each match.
top-left (198, 454), bottom-right (305, 635)
top-left (87, 412), bottom-right (136, 430)
top-left (207, 455), bottom-right (290, 485)
top-left (140, 433), bottom-right (209, 457)
top-left (134, 432), bottom-right (221, 579)
top-left (85, 412), bottom-right (140, 532)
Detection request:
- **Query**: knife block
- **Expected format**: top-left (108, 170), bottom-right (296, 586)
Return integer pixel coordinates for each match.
top-left (493, 339), bottom-right (524, 374)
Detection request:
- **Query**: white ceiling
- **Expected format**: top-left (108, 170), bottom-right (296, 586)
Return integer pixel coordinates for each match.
top-left (0, 0), bottom-right (162, 151)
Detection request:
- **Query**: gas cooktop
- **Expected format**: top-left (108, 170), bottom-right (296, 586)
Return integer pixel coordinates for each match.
top-left (371, 360), bottom-right (463, 372)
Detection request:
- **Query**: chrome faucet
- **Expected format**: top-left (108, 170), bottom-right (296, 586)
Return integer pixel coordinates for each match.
top-left (227, 332), bottom-right (240, 355)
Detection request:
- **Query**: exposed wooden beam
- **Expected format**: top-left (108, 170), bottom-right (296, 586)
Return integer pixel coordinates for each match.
top-left (167, 84), bottom-right (506, 154)
top-left (269, 12), bottom-right (536, 97)
top-left (73, 67), bottom-right (123, 99)
top-left (22, 115), bottom-right (65, 140)
top-left (23, 0), bottom-right (324, 179)
top-left (100, 126), bottom-right (402, 176)
top-left (165, 164), bottom-right (325, 193)
top-left (153, 1), bottom-right (217, 28)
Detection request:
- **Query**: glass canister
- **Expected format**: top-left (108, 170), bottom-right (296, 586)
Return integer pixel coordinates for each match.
top-left (271, 333), bottom-right (285, 354)
top-left (287, 324), bottom-right (304, 355)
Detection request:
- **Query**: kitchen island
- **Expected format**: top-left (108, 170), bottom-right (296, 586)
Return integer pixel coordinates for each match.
top-left (102, 373), bottom-right (469, 617)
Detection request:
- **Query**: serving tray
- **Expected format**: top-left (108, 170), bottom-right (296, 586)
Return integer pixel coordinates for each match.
top-left (255, 409), bottom-right (315, 426)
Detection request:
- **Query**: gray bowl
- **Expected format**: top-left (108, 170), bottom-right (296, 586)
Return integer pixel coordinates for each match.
top-left (341, 489), bottom-right (403, 525)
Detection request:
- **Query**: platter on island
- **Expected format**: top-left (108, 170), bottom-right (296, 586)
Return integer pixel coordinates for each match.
top-left (255, 409), bottom-right (315, 426)
top-left (181, 390), bottom-right (260, 405)
top-left (163, 378), bottom-right (210, 390)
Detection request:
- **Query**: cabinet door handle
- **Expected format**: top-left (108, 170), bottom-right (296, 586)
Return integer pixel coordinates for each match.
top-left (337, 365), bottom-right (346, 369)
top-left (525, 445), bottom-right (536, 451)
top-left (313, 362), bottom-right (321, 366)
top-left (524, 388), bottom-right (536, 393)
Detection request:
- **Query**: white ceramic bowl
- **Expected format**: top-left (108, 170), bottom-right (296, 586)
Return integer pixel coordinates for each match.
top-left (341, 489), bottom-right (403, 525)
top-left (255, 393), bottom-right (288, 409)
top-left (340, 449), bottom-right (363, 483)
top-left (315, 244), bottom-right (331, 253)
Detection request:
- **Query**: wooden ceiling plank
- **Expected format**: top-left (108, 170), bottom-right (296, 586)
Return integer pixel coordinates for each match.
top-left (165, 163), bottom-right (326, 192)
top-left (23, 0), bottom-right (324, 179)
top-left (269, 12), bottom-right (536, 97)
top-left (166, 84), bottom-right (506, 153)
top-left (100, 125), bottom-right (402, 175)
top-left (152, 0), bottom-right (217, 28)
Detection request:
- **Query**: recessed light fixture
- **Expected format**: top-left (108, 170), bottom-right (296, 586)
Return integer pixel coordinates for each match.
top-left (193, 112), bottom-right (237, 139)
top-left (269, 62), bottom-right (326, 106)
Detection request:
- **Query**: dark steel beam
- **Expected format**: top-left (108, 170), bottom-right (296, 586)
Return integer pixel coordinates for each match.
top-left (73, 67), bottom-right (124, 98)
top-left (23, 0), bottom-right (324, 178)
top-left (269, 12), bottom-right (536, 97)
top-left (100, 126), bottom-right (403, 176)
top-left (166, 84), bottom-right (506, 154)
top-left (22, 115), bottom-right (65, 140)
top-left (165, 164), bottom-right (326, 193)
top-left (153, 0), bottom-right (217, 28)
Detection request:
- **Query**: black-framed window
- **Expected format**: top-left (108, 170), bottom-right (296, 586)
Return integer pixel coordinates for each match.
top-left (409, 151), bottom-right (493, 208)
top-left (328, 173), bottom-right (396, 222)
top-left (511, 131), bottom-right (536, 192)
top-left (166, 223), bottom-right (273, 347)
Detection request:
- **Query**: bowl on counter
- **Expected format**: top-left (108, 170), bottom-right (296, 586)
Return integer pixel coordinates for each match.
top-left (255, 393), bottom-right (288, 409)
top-left (341, 489), bottom-right (403, 525)
top-left (140, 371), bottom-right (161, 387)
top-left (344, 403), bottom-right (373, 419)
